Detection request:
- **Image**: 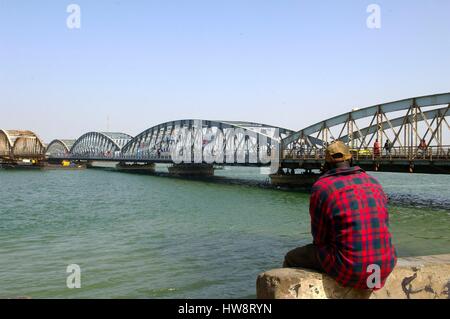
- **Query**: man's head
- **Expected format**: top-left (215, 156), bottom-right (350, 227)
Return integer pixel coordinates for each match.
top-left (324, 140), bottom-right (352, 169)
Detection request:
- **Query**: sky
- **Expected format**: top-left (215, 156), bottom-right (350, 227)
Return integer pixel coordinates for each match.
top-left (1, 0), bottom-right (449, 142)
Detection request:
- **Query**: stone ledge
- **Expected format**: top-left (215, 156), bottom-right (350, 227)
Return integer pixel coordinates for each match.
top-left (256, 254), bottom-right (450, 299)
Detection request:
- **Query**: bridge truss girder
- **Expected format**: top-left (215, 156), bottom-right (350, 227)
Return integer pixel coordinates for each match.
top-left (0, 129), bottom-right (46, 160)
top-left (46, 139), bottom-right (75, 157)
top-left (282, 93), bottom-right (450, 160)
top-left (121, 119), bottom-right (294, 165)
top-left (70, 132), bottom-right (132, 157)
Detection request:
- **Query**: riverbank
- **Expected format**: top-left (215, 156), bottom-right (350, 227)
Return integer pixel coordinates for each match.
top-left (257, 254), bottom-right (450, 299)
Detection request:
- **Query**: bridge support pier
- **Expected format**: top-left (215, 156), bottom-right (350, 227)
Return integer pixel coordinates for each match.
top-left (116, 162), bottom-right (155, 174)
top-left (270, 170), bottom-right (320, 188)
top-left (168, 163), bottom-right (214, 177)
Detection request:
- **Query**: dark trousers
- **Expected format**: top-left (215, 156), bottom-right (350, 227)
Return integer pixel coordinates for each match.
top-left (283, 244), bottom-right (324, 272)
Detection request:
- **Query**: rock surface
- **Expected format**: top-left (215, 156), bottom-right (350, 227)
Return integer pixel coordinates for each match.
top-left (256, 254), bottom-right (450, 299)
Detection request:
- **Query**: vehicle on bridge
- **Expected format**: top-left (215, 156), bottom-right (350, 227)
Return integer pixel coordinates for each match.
top-left (350, 148), bottom-right (372, 157)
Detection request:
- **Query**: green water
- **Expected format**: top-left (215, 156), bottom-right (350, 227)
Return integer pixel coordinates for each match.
top-left (0, 167), bottom-right (449, 298)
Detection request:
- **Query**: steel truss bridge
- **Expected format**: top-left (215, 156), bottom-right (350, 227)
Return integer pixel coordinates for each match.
top-left (281, 93), bottom-right (450, 174)
top-left (2, 93), bottom-right (449, 174)
top-left (46, 120), bottom-right (296, 167)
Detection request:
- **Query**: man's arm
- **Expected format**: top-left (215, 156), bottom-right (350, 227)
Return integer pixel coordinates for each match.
top-left (309, 183), bottom-right (329, 246)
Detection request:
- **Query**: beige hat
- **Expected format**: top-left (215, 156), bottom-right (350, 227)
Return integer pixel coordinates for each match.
top-left (325, 141), bottom-right (352, 163)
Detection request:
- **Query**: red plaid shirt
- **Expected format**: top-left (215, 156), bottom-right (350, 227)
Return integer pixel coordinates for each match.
top-left (310, 166), bottom-right (397, 289)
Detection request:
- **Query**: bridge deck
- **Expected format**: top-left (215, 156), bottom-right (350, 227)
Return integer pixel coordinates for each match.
top-left (281, 147), bottom-right (450, 174)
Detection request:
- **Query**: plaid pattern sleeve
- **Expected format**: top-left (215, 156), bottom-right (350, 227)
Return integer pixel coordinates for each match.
top-left (310, 166), bottom-right (397, 290)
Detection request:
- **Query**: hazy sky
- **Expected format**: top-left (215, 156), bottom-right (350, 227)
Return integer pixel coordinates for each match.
top-left (1, 0), bottom-right (449, 142)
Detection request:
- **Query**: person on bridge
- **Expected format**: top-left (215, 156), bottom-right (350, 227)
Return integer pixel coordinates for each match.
top-left (384, 140), bottom-right (392, 156)
top-left (418, 139), bottom-right (427, 157)
top-left (283, 141), bottom-right (397, 290)
top-left (374, 139), bottom-right (381, 158)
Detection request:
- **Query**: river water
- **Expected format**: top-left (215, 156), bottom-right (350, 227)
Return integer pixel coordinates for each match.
top-left (0, 167), bottom-right (449, 298)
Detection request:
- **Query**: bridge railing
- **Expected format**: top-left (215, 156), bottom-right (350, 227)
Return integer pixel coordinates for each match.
top-left (119, 153), bottom-right (172, 161)
top-left (48, 152), bottom-right (173, 161)
top-left (48, 150), bottom-right (273, 164)
top-left (282, 145), bottom-right (450, 161)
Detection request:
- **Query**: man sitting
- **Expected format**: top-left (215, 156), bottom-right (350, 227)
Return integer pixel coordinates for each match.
top-left (283, 141), bottom-right (397, 290)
